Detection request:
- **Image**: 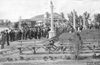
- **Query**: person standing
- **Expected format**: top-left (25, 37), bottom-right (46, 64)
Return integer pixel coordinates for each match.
top-left (1, 31), bottom-right (6, 49)
top-left (46, 27), bottom-right (50, 38)
top-left (12, 30), bottom-right (15, 41)
top-left (19, 30), bottom-right (22, 40)
top-left (9, 30), bottom-right (13, 42)
top-left (31, 30), bottom-right (34, 39)
top-left (5, 30), bottom-right (10, 46)
top-left (22, 29), bottom-right (26, 40)
top-left (34, 28), bottom-right (37, 39)
top-left (37, 27), bottom-right (41, 39)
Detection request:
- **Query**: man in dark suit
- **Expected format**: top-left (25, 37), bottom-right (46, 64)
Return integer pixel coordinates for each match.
top-left (6, 30), bottom-right (10, 46)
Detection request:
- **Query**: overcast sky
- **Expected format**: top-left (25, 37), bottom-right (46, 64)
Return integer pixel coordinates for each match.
top-left (0, 0), bottom-right (100, 22)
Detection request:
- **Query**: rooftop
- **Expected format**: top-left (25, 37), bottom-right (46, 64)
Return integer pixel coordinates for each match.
top-left (30, 13), bottom-right (63, 21)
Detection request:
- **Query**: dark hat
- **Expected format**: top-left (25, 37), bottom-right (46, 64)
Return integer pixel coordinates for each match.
top-left (6, 30), bottom-right (8, 31)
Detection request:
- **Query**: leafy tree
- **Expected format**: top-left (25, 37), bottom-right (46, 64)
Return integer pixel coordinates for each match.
top-left (94, 14), bottom-right (100, 24)
top-left (83, 12), bottom-right (90, 20)
top-left (67, 10), bottom-right (79, 30)
top-left (60, 12), bottom-right (67, 22)
top-left (83, 11), bottom-right (90, 27)
top-left (13, 22), bottom-right (19, 29)
top-left (45, 12), bottom-right (49, 18)
top-left (5, 20), bottom-right (12, 27)
top-left (60, 12), bottom-right (65, 18)
top-left (67, 11), bottom-right (73, 25)
top-left (88, 14), bottom-right (100, 29)
top-left (73, 33), bottom-right (83, 60)
top-left (0, 20), bottom-right (4, 25)
top-left (78, 15), bottom-right (83, 25)
top-left (21, 22), bottom-right (28, 29)
top-left (31, 21), bottom-right (36, 27)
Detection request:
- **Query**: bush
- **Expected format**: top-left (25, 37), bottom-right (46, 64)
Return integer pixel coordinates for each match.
top-left (97, 55), bottom-right (100, 59)
top-left (26, 58), bottom-right (31, 60)
top-left (15, 58), bottom-right (18, 61)
top-left (92, 54), bottom-right (97, 59)
top-left (7, 57), bottom-right (13, 61)
top-left (0, 58), bottom-right (7, 62)
top-left (43, 56), bottom-right (48, 61)
top-left (62, 56), bottom-right (71, 60)
top-left (54, 57), bottom-right (58, 60)
top-left (66, 56), bottom-right (71, 60)
top-left (49, 56), bottom-right (56, 60)
top-left (62, 55), bottom-right (68, 60)
top-left (49, 56), bottom-right (53, 60)
top-left (78, 56), bottom-right (89, 60)
top-left (31, 57), bottom-right (35, 60)
top-left (20, 56), bottom-right (24, 60)
top-left (92, 54), bottom-right (100, 59)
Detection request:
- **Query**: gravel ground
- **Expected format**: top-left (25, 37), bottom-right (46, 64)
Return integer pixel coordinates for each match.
top-left (0, 60), bottom-right (87, 65)
top-left (1, 59), bottom-right (100, 65)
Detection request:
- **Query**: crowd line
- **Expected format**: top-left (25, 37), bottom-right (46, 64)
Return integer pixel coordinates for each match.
top-left (0, 27), bottom-right (50, 49)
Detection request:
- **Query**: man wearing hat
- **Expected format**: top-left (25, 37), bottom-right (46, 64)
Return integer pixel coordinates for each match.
top-left (5, 30), bottom-right (10, 46)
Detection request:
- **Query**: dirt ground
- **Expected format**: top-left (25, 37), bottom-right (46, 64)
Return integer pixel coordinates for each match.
top-left (1, 59), bottom-right (100, 65)
top-left (0, 60), bottom-right (87, 65)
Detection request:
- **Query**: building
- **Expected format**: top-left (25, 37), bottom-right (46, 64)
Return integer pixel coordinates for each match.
top-left (18, 19), bottom-right (36, 30)
top-left (30, 12), bottom-right (66, 27)
top-left (17, 12), bottom-right (66, 29)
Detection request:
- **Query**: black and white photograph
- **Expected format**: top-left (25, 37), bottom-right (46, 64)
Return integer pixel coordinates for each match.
top-left (0, 0), bottom-right (100, 65)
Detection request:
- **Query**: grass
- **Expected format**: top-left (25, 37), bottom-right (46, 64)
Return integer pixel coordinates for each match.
top-left (58, 29), bottom-right (100, 44)
top-left (0, 29), bottom-right (100, 65)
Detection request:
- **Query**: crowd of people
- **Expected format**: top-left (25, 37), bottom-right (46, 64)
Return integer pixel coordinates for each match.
top-left (9, 27), bottom-right (50, 41)
top-left (0, 21), bottom-right (100, 49)
top-left (0, 27), bottom-right (50, 49)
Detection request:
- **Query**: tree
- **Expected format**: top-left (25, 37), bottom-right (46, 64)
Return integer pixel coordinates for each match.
top-left (78, 15), bottom-right (83, 25)
top-left (45, 12), bottom-right (49, 18)
top-left (83, 11), bottom-right (90, 27)
top-left (94, 14), bottom-right (100, 24)
top-left (67, 11), bottom-right (73, 25)
top-left (73, 33), bottom-right (83, 60)
top-left (88, 14), bottom-right (100, 29)
top-left (67, 10), bottom-right (79, 30)
top-left (74, 10), bottom-right (79, 25)
top-left (5, 20), bottom-right (12, 27)
top-left (13, 22), bottom-right (19, 29)
top-left (31, 21), bottom-right (36, 27)
top-left (60, 12), bottom-right (67, 22)
top-left (0, 20), bottom-right (4, 25)
top-left (83, 12), bottom-right (90, 20)
top-left (21, 22), bottom-right (28, 29)
top-left (60, 12), bottom-right (65, 18)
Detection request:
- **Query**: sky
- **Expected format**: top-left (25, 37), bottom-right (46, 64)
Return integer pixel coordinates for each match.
top-left (0, 0), bottom-right (100, 22)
